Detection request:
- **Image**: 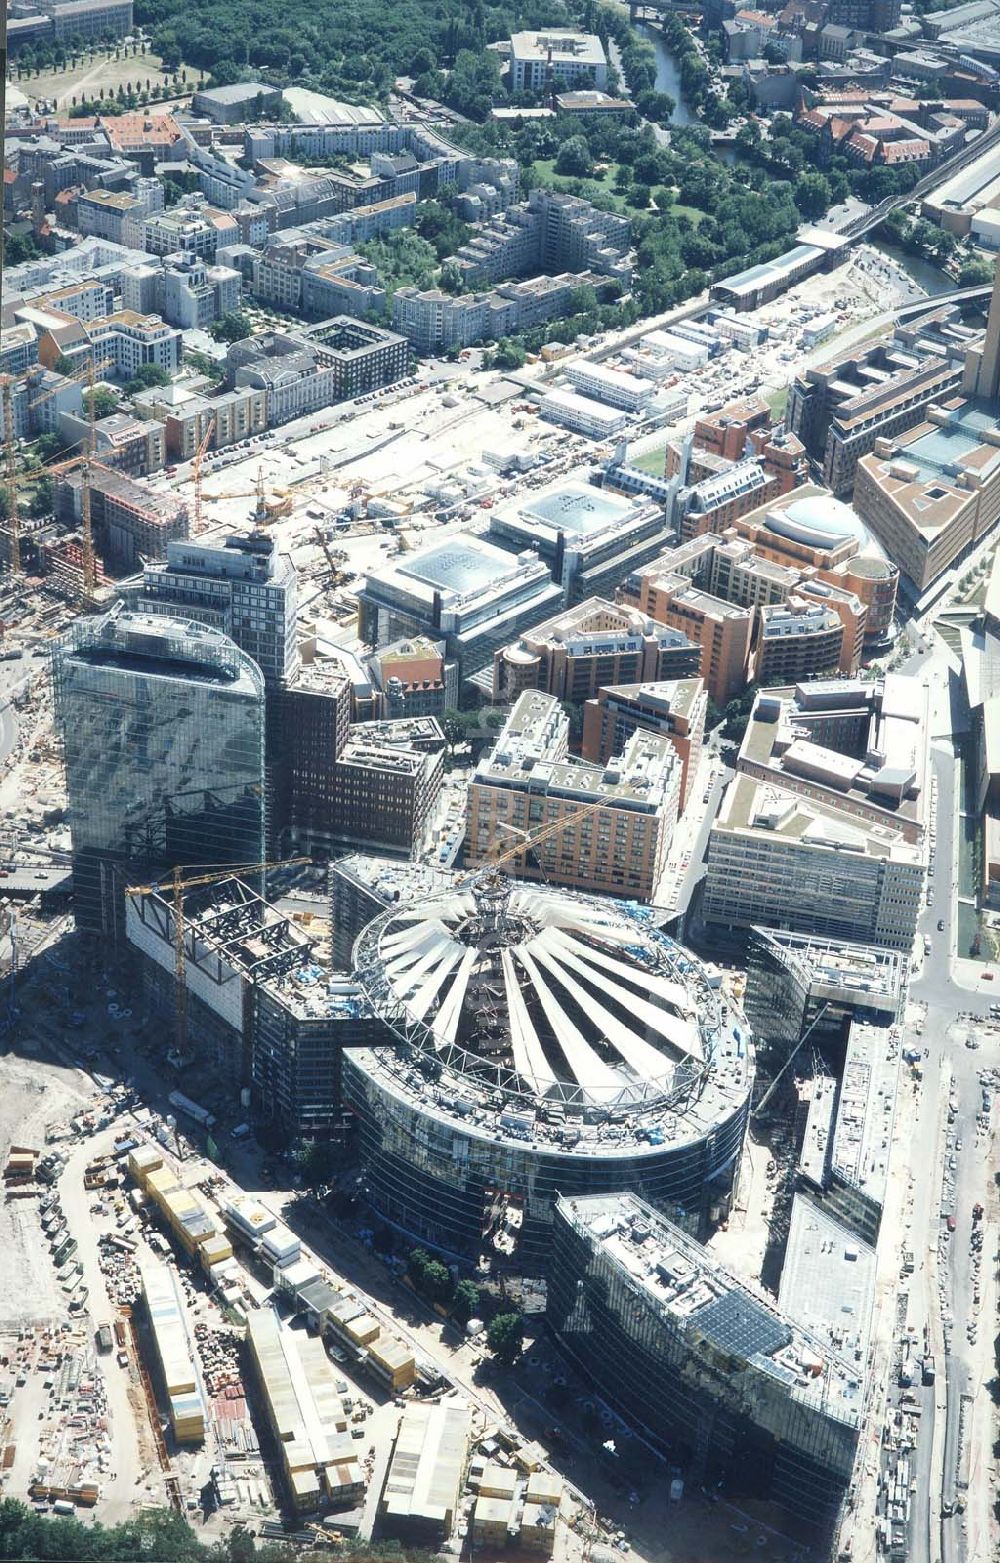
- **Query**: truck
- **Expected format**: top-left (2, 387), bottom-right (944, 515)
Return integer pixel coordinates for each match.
top-left (167, 1091), bottom-right (216, 1130)
top-left (52, 1237), bottom-right (76, 1267)
top-left (95, 1323), bottom-right (113, 1354)
top-left (921, 1355), bottom-right (936, 1385)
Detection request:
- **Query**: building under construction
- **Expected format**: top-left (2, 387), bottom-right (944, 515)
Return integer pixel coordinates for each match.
top-left (548, 1193), bottom-right (864, 1537)
top-left (743, 929), bottom-right (906, 1061)
top-left (53, 607), bottom-right (266, 937)
top-left (54, 465), bottom-right (189, 571)
top-left (125, 874), bottom-right (381, 1130)
top-left (346, 872), bottom-right (754, 1267)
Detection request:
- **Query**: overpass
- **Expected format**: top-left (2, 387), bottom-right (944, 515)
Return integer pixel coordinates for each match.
top-left (841, 115), bottom-right (1000, 240)
top-left (895, 283), bottom-right (993, 320)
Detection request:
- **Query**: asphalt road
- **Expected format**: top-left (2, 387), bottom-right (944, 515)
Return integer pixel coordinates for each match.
top-left (0, 704), bottom-right (17, 769)
top-left (901, 641), bottom-right (994, 1563)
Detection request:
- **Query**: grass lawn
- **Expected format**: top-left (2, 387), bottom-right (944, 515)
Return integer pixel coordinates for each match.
top-left (533, 160), bottom-right (641, 215)
top-left (532, 165), bottom-right (708, 226)
top-left (765, 386), bottom-right (788, 420)
top-left (17, 47), bottom-right (185, 109)
top-left (633, 443), bottom-right (669, 476)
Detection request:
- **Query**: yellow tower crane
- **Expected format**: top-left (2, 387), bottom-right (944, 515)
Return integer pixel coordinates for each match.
top-left (460, 795), bottom-right (617, 886)
top-left (1, 378), bottom-right (21, 577)
top-left (191, 416), bottom-right (216, 535)
top-left (28, 356), bottom-right (115, 598)
top-left (130, 856), bottom-right (312, 1061)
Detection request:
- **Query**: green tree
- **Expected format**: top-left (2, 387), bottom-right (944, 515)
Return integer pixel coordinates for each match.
top-left (28, 474), bottom-right (52, 518)
top-left (416, 199), bottom-right (471, 261)
top-left (487, 1311), bottom-right (524, 1364)
top-left (491, 338), bottom-right (526, 370)
top-left (452, 1278), bottom-right (481, 1324)
top-left (33, 431), bottom-right (65, 462)
top-left (123, 362), bottom-right (172, 396)
top-left (208, 310), bottom-right (253, 344)
top-left (5, 231), bottom-right (40, 268)
top-left (420, 1258), bottom-right (453, 1303)
top-left (554, 135), bottom-right (593, 179)
top-left (441, 710), bottom-right (467, 753)
top-left (793, 170), bottom-right (832, 221)
top-left (959, 255), bottom-right (995, 286)
top-left (85, 386), bottom-right (119, 420)
top-left (295, 1138), bottom-right (336, 1188)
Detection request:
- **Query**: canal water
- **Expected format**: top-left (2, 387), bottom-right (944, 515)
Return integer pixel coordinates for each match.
top-left (641, 21), bottom-right (698, 127)
top-left (641, 18), bottom-right (956, 298)
top-left (866, 240), bottom-right (953, 297)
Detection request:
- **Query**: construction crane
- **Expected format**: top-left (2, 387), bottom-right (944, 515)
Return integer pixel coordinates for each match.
top-left (1, 378), bottom-right (21, 577)
top-left (78, 356), bottom-right (102, 594)
top-left (199, 467), bottom-right (293, 527)
top-left (28, 356), bottom-right (115, 597)
top-left (130, 855), bottom-right (312, 1060)
top-left (312, 526), bottom-right (348, 586)
top-left (191, 416), bottom-right (216, 535)
top-left (460, 796), bottom-right (616, 887)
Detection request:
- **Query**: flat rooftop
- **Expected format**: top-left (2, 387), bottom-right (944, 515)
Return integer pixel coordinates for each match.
top-left (778, 1193), bottom-right (876, 1371)
top-left (717, 774), bottom-right (923, 863)
top-left (559, 1193), bottom-right (865, 1428)
top-left (858, 398), bottom-right (1000, 538)
top-left (331, 853), bottom-right (457, 903)
top-left (798, 1074), bottom-right (838, 1188)
top-left (475, 690), bottom-right (680, 810)
top-left (517, 481), bottom-right (637, 537)
top-left (397, 534), bottom-right (534, 595)
top-left (737, 680), bottom-right (925, 830)
top-left (830, 1019), bottom-right (900, 1215)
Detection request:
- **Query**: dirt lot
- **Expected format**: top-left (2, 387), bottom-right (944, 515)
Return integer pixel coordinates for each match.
top-left (0, 1052), bottom-right (90, 1328)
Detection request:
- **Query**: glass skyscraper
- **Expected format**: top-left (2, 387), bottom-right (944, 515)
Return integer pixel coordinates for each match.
top-left (53, 607), bottom-right (266, 938)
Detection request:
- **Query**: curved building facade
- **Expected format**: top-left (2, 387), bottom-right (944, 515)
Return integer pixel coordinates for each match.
top-left (344, 875), bottom-right (753, 1268)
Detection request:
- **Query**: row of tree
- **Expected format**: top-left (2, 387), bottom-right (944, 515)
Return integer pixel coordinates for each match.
top-left (0, 1498), bottom-right (439, 1562)
top-left (407, 1250), bottom-right (525, 1360)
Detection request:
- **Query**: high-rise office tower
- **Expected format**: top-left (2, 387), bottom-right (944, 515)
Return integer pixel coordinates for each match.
top-left (963, 257), bottom-right (1000, 404)
top-left (140, 534), bottom-right (299, 687)
top-left (53, 607), bottom-right (266, 937)
top-left (139, 533), bottom-right (299, 841)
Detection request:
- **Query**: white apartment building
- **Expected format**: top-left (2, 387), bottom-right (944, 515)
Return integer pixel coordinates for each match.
top-left (539, 387), bottom-right (629, 439)
top-left (564, 361), bottom-right (656, 412)
top-left (703, 679), bottom-right (927, 950)
top-left (509, 29), bottom-right (608, 92)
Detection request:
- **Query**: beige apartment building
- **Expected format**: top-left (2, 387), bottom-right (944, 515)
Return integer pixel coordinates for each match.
top-left (621, 514), bottom-right (871, 701)
top-left (491, 597), bottom-right (700, 704)
top-left (466, 690), bottom-right (681, 900)
top-left (581, 677), bottom-right (707, 809)
top-left (853, 398), bottom-right (1000, 592)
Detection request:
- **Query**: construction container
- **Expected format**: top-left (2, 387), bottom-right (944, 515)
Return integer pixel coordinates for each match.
top-left (127, 1144), bottom-right (164, 1185)
top-left (140, 1259), bottom-right (205, 1445)
top-left (144, 1165), bottom-right (180, 1204)
top-left (199, 1233), bottom-right (234, 1273)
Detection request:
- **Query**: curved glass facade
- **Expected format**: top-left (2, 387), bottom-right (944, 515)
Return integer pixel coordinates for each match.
top-left (342, 1049), bottom-right (751, 1268)
top-left (53, 609), bottom-right (266, 937)
top-left (548, 1196), bottom-right (860, 1537)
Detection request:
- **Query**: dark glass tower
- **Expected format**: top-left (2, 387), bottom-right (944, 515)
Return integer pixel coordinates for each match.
top-left (53, 606), bottom-right (266, 938)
